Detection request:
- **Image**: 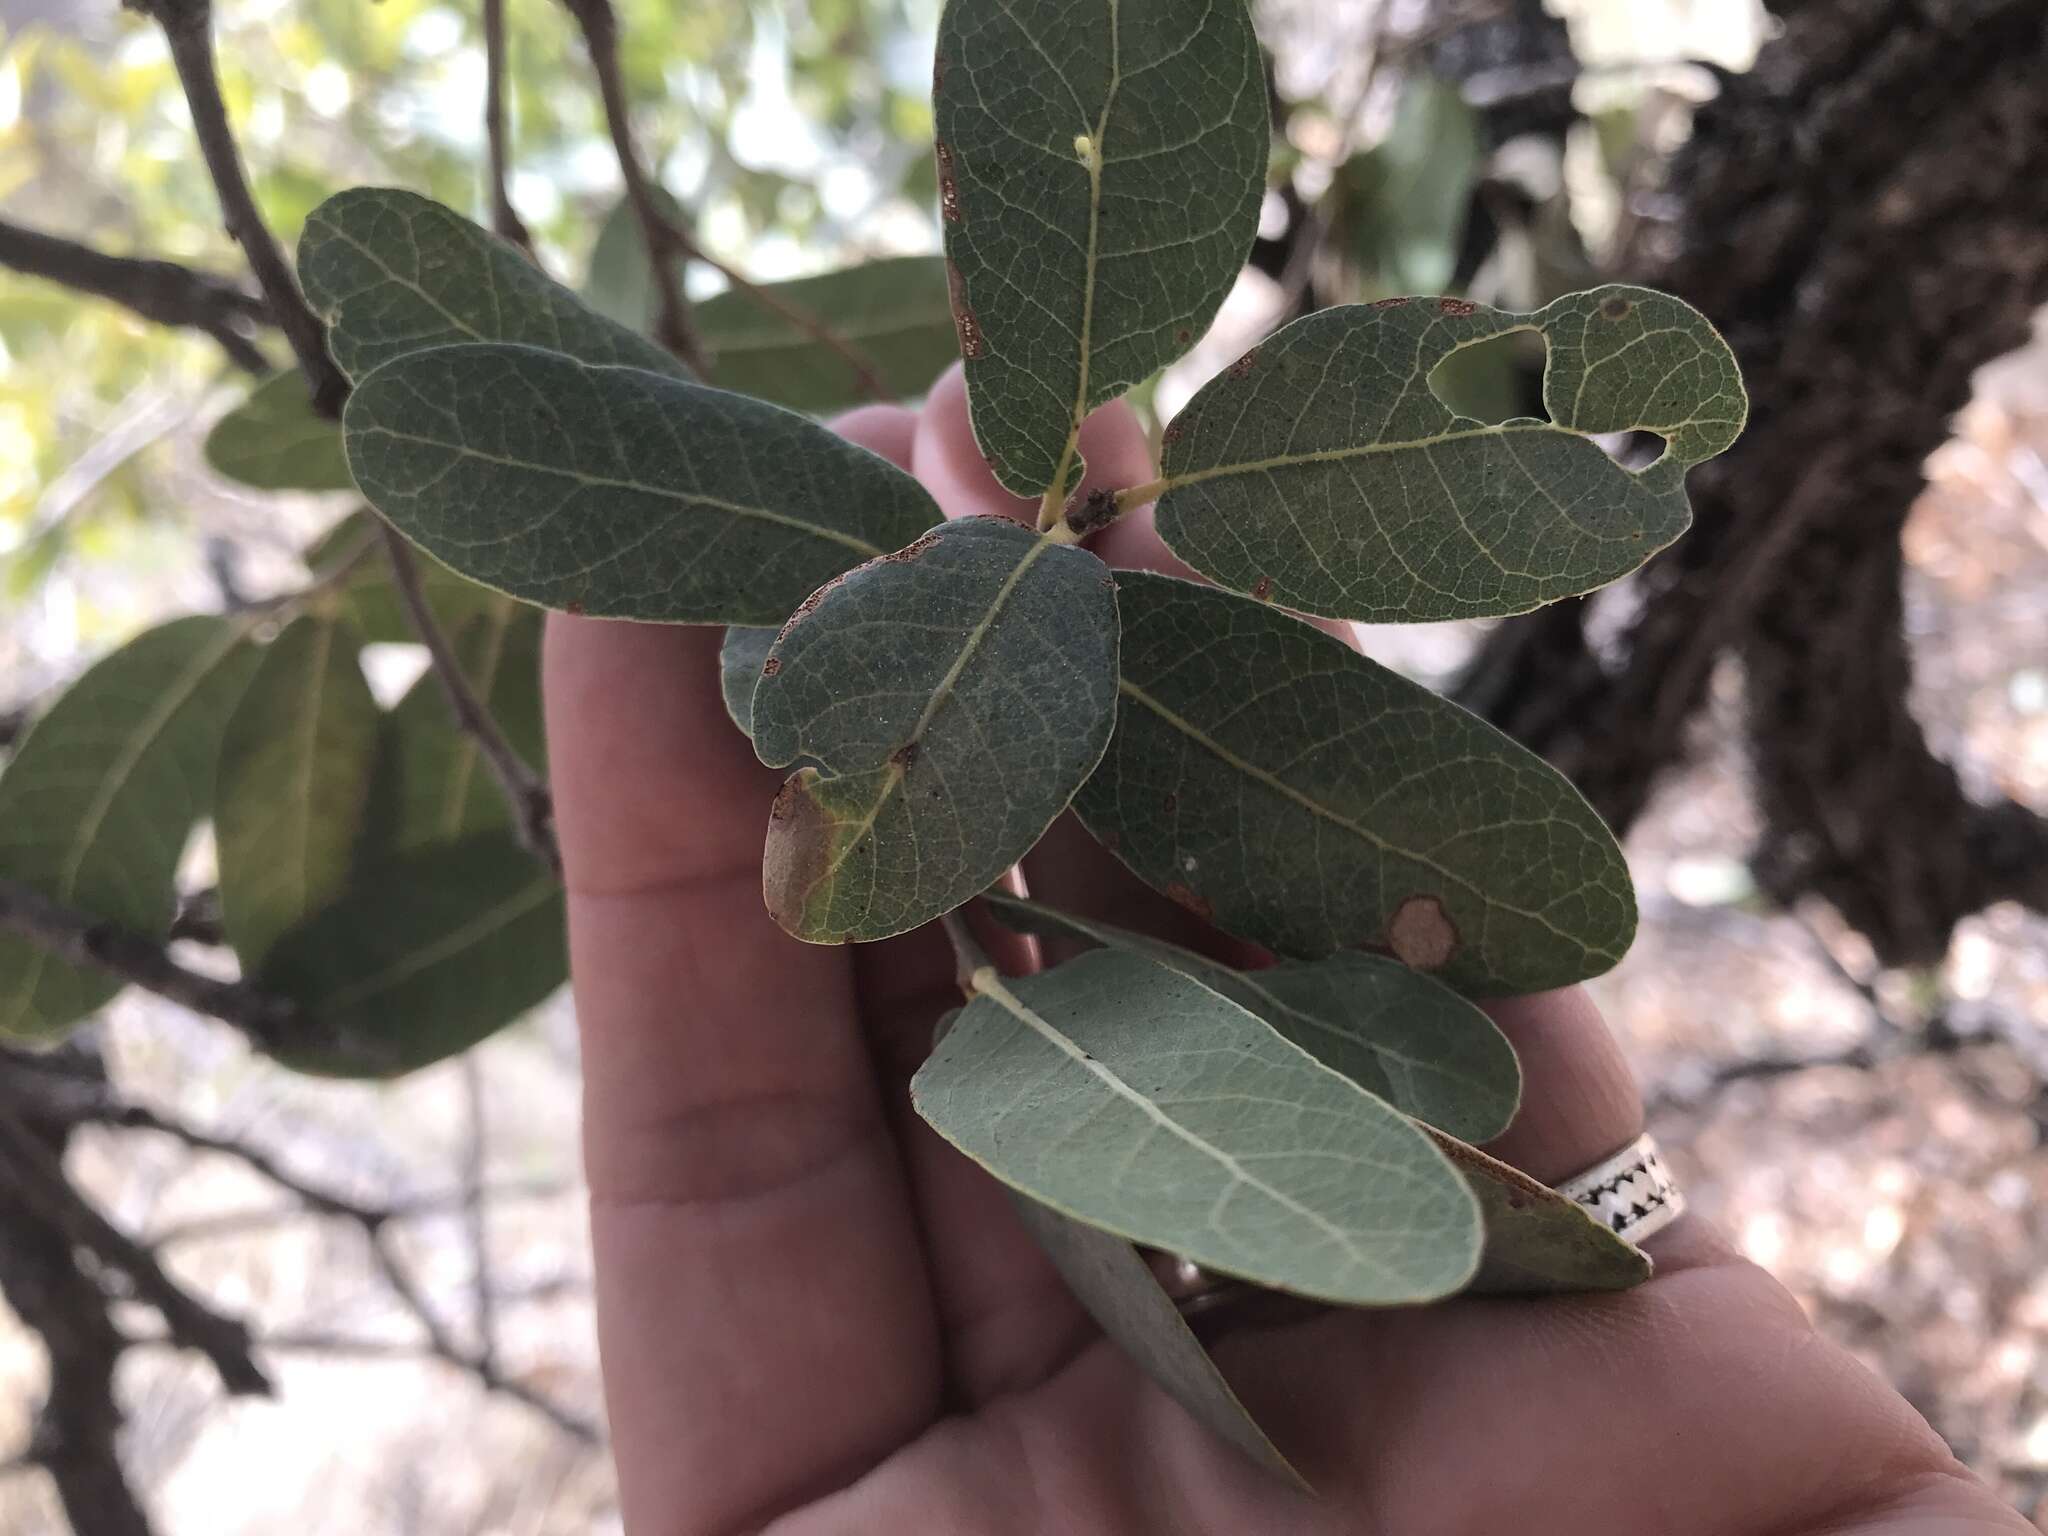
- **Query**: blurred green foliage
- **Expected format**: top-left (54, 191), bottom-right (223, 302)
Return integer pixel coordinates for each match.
top-left (0, 0), bottom-right (941, 621)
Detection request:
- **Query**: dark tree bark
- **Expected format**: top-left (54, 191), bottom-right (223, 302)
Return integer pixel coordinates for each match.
top-left (1456, 0), bottom-right (2048, 965)
top-left (0, 1048), bottom-right (159, 1536)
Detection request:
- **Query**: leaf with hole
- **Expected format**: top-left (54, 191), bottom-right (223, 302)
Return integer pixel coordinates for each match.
top-left (1073, 573), bottom-right (1635, 994)
top-left (204, 372), bottom-right (353, 492)
top-left (1427, 1130), bottom-right (1650, 1293)
top-left (258, 831), bottom-right (565, 1078)
top-left (913, 948), bottom-right (1482, 1304)
top-left (365, 600), bottom-right (546, 855)
top-left (215, 613), bottom-right (384, 969)
top-left (342, 342), bottom-right (943, 624)
top-left (983, 892), bottom-right (1520, 1141)
top-left (1152, 286), bottom-right (1745, 621)
top-left (1007, 1193), bottom-right (1305, 1487)
top-left (299, 186), bottom-right (682, 380)
top-left (0, 618), bottom-right (260, 1041)
top-left (753, 517), bottom-right (1117, 941)
top-left (934, 0), bottom-right (1267, 497)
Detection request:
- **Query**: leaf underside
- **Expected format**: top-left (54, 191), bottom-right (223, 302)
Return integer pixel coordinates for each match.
top-left (342, 342), bottom-right (942, 625)
top-left (260, 832), bottom-right (566, 1078)
top-left (935, 0), bottom-right (1268, 497)
top-left (1154, 286), bottom-right (1746, 622)
top-left (912, 949), bottom-right (1483, 1306)
top-left (215, 613), bottom-right (384, 970)
top-left (1072, 572), bottom-right (1636, 995)
top-left (983, 892), bottom-right (1520, 1142)
top-left (1006, 1193), bottom-right (1306, 1488)
top-left (299, 186), bottom-right (683, 381)
top-left (1427, 1130), bottom-right (1651, 1293)
top-left (753, 517), bottom-right (1118, 942)
top-left (0, 618), bottom-right (259, 1040)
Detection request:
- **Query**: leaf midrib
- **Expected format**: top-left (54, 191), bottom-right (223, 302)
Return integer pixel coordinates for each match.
top-left (3, 620), bottom-right (248, 1024)
top-left (352, 425), bottom-right (889, 561)
top-left (797, 532), bottom-right (1058, 914)
top-left (1037, 0), bottom-right (1123, 508)
top-left (965, 963), bottom-right (1419, 1290)
top-left (312, 875), bottom-right (557, 1012)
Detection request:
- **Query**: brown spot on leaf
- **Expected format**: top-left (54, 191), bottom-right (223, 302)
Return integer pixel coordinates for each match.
top-left (1600, 294), bottom-right (1633, 320)
top-left (564, 599), bottom-right (585, 616)
top-left (1388, 894), bottom-right (1459, 970)
top-left (1161, 422), bottom-right (1184, 447)
top-left (936, 141), bottom-right (963, 224)
top-left (1228, 347), bottom-right (1259, 380)
top-left (944, 259), bottom-right (984, 357)
top-left (1437, 297), bottom-right (1478, 317)
top-left (892, 740), bottom-right (920, 771)
top-left (760, 655), bottom-right (782, 678)
top-left (763, 769), bottom-right (836, 937)
top-left (932, 55), bottom-right (946, 92)
top-left (1165, 882), bottom-right (1213, 922)
top-left (881, 529), bottom-right (943, 564)
top-left (776, 568), bottom-right (854, 644)
top-left (1162, 791), bottom-right (1179, 815)
top-left (1250, 575), bottom-right (1274, 601)
top-left (1370, 296), bottom-right (1411, 310)
top-left (1175, 326), bottom-right (1192, 343)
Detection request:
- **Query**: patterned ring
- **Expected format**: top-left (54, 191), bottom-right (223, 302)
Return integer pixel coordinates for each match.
top-left (1553, 1131), bottom-right (1686, 1249)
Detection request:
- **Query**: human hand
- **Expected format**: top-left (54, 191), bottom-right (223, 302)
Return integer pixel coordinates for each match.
top-left (543, 368), bottom-right (2023, 1535)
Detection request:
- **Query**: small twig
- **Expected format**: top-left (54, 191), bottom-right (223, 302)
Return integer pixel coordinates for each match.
top-left (0, 877), bottom-right (301, 1047)
top-left (482, 0), bottom-right (532, 250)
top-left (459, 1054), bottom-right (498, 1377)
top-left (57, 1094), bottom-right (595, 1440)
top-left (131, 0), bottom-right (348, 415)
top-left (381, 528), bottom-right (561, 873)
top-left (0, 1100), bottom-right (271, 1396)
top-left (557, 0), bottom-right (707, 372)
top-left (0, 217), bottom-right (272, 374)
top-left (146, 1178), bottom-right (567, 1248)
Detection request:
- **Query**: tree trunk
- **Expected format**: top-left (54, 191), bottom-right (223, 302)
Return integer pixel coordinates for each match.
top-left (1456, 0), bottom-right (2048, 965)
